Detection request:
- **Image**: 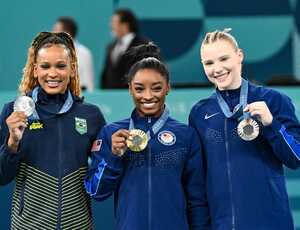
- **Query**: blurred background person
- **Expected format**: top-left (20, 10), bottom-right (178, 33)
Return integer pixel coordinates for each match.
top-left (100, 8), bottom-right (150, 89)
top-left (53, 16), bottom-right (95, 92)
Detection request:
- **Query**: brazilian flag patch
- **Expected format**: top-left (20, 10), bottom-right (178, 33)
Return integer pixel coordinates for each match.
top-left (75, 117), bottom-right (87, 135)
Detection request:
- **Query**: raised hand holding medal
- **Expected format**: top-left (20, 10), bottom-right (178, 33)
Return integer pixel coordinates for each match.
top-left (13, 96), bottom-right (35, 117)
top-left (238, 101), bottom-right (273, 141)
top-left (216, 79), bottom-right (261, 141)
top-left (111, 108), bottom-right (170, 157)
top-left (111, 129), bottom-right (130, 157)
top-left (243, 101), bottom-right (273, 126)
top-left (111, 129), bottom-right (148, 157)
top-left (6, 96), bottom-right (36, 152)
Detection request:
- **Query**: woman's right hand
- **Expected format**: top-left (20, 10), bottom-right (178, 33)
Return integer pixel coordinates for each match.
top-left (6, 111), bottom-right (28, 153)
top-left (111, 129), bottom-right (130, 157)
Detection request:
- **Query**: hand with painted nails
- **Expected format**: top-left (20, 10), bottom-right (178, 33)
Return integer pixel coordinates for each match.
top-left (244, 101), bottom-right (273, 126)
top-left (111, 129), bottom-right (130, 157)
top-left (6, 111), bottom-right (28, 152)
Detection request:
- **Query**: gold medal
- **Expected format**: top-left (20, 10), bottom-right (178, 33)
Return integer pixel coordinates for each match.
top-left (126, 129), bottom-right (148, 152)
top-left (237, 118), bottom-right (260, 141)
top-left (14, 96), bottom-right (35, 117)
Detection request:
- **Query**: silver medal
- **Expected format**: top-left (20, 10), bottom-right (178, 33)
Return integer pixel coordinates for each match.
top-left (13, 96), bottom-right (35, 117)
top-left (237, 118), bottom-right (259, 141)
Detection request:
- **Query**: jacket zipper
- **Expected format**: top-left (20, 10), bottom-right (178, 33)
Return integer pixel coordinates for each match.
top-left (225, 118), bottom-right (236, 230)
top-left (147, 117), bottom-right (152, 230)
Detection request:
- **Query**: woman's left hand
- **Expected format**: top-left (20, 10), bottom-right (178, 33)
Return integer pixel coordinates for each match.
top-left (244, 101), bottom-right (273, 126)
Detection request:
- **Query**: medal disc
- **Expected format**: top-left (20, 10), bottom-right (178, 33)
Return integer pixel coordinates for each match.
top-left (13, 96), bottom-right (35, 117)
top-left (237, 118), bottom-right (259, 141)
top-left (126, 129), bottom-right (148, 152)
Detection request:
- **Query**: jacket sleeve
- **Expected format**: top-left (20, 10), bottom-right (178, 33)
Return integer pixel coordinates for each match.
top-left (0, 103), bottom-right (22, 185)
top-left (92, 107), bottom-right (106, 139)
top-left (84, 125), bottom-right (124, 201)
top-left (183, 128), bottom-right (211, 229)
top-left (262, 92), bottom-right (300, 169)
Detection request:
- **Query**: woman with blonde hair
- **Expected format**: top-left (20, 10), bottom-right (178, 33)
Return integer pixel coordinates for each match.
top-left (189, 28), bottom-right (300, 229)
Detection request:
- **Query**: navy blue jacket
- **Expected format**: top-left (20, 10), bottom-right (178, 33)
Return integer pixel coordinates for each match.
top-left (189, 81), bottom-right (300, 230)
top-left (85, 109), bottom-right (210, 230)
top-left (0, 89), bottom-right (105, 229)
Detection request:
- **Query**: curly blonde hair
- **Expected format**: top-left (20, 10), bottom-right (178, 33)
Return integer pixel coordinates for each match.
top-left (19, 32), bottom-right (81, 96)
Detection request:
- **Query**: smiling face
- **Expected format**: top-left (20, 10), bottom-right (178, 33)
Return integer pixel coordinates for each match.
top-left (34, 44), bottom-right (74, 94)
top-left (129, 68), bottom-right (170, 117)
top-left (201, 40), bottom-right (243, 90)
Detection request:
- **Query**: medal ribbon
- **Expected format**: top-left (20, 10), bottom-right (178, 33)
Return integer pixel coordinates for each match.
top-left (129, 106), bottom-right (170, 140)
top-left (215, 78), bottom-right (249, 120)
top-left (30, 86), bottom-right (74, 120)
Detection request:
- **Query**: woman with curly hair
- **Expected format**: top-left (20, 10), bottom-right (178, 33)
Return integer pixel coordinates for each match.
top-left (0, 32), bottom-right (105, 229)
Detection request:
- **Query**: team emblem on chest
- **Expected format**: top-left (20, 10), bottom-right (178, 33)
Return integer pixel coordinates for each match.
top-left (29, 121), bottom-right (43, 130)
top-left (75, 117), bottom-right (87, 135)
top-left (158, 130), bottom-right (176, 146)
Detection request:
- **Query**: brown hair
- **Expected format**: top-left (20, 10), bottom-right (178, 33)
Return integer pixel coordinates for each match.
top-left (19, 32), bottom-right (81, 96)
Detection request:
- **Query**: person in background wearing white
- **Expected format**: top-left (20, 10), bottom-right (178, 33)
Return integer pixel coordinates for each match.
top-left (53, 16), bottom-right (95, 92)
